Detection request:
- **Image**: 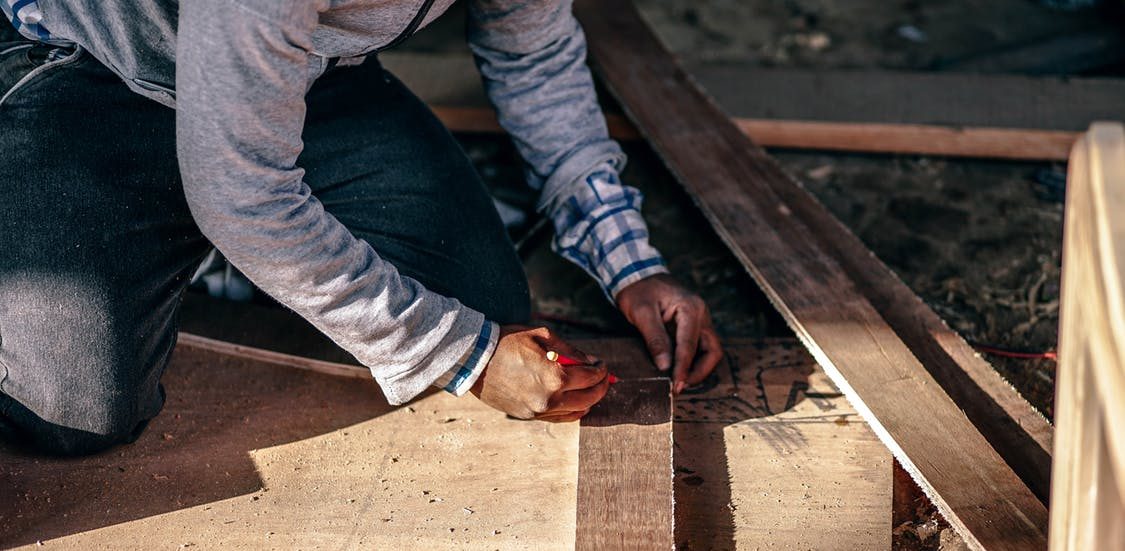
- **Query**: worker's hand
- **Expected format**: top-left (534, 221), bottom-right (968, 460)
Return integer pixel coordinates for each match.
top-left (615, 274), bottom-right (723, 394)
top-left (471, 326), bottom-right (610, 422)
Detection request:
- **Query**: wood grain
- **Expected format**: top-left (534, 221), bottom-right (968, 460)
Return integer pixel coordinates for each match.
top-left (572, 2), bottom-right (1048, 549)
top-left (1049, 123), bottom-right (1125, 550)
top-left (576, 378), bottom-right (674, 551)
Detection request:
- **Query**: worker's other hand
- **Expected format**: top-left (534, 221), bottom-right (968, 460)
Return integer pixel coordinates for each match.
top-left (615, 274), bottom-right (723, 394)
top-left (471, 326), bottom-right (610, 422)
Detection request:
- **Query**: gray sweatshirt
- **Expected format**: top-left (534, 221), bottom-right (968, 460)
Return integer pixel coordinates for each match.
top-left (30, 0), bottom-right (667, 404)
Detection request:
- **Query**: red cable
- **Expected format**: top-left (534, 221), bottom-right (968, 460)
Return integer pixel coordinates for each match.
top-left (970, 342), bottom-right (1057, 361)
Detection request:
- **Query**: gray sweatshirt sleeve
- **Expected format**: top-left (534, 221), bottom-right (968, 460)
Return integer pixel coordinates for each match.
top-left (466, 0), bottom-right (622, 208)
top-left (175, 0), bottom-right (494, 405)
top-left (468, 1), bottom-right (668, 297)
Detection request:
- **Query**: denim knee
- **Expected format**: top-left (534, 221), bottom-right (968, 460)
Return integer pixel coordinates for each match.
top-left (0, 381), bottom-right (159, 457)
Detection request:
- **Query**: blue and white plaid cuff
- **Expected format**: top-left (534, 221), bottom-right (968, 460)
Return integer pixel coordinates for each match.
top-left (549, 165), bottom-right (669, 300)
top-left (433, 320), bottom-right (499, 396)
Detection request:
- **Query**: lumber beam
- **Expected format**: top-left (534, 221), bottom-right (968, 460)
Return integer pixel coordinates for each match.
top-left (428, 105), bottom-right (1074, 161)
top-left (571, 1), bottom-right (1049, 549)
top-left (1049, 123), bottom-right (1125, 550)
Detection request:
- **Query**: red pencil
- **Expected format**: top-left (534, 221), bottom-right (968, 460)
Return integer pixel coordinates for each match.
top-left (546, 350), bottom-right (619, 384)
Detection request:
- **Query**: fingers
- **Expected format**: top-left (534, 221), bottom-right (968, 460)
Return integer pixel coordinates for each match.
top-left (534, 327), bottom-right (600, 365)
top-left (686, 328), bottom-right (723, 386)
top-left (549, 375), bottom-right (611, 411)
top-left (529, 328), bottom-right (608, 391)
top-left (531, 375), bottom-right (612, 423)
top-left (560, 363), bottom-right (608, 391)
top-left (670, 305), bottom-right (702, 394)
top-left (631, 305), bottom-right (673, 371)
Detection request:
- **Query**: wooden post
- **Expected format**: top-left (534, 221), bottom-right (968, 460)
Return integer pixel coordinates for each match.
top-left (1049, 122), bottom-right (1125, 550)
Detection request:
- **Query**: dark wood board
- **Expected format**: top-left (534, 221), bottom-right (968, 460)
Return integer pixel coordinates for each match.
top-left (572, 1), bottom-right (1049, 549)
top-left (576, 378), bottom-right (674, 551)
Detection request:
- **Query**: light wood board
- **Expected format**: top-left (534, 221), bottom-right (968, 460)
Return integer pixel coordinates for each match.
top-left (1049, 123), bottom-right (1125, 550)
top-left (0, 346), bottom-right (581, 550)
top-left (571, 1), bottom-right (1048, 549)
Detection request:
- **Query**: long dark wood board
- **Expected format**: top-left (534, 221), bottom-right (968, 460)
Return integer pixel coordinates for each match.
top-left (572, 1), bottom-right (1049, 549)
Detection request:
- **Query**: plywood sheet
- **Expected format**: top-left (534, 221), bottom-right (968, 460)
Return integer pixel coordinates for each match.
top-left (0, 346), bottom-right (579, 550)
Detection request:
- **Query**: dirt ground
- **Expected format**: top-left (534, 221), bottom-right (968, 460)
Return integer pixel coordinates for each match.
top-left (635, 0), bottom-right (1118, 71)
top-left (419, 1), bottom-right (1125, 548)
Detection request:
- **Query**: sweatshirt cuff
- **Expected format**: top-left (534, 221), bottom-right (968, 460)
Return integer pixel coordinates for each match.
top-left (431, 320), bottom-right (499, 396)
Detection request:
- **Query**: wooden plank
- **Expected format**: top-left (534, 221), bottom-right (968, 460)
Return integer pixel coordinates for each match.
top-left (581, 338), bottom-right (893, 550)
top-left (575, 378), bottom-right (673, 551)
top-left (178, 295), bottom-right (894, 551)
top-left (572, 2), bottom-right (1048, 549)
top-left (176, 332), bottom-right (370, 380)
top-left (429, 104), bottom-right (1074, 161)
top-left (0, 345), bottom-right (581, 550)
top-left (729, 120), bottom-right (1074, 162)
top-left (177, 297), bottom-right (892, 550)
top-left (1049, 123), bottom-right (1125, 550)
